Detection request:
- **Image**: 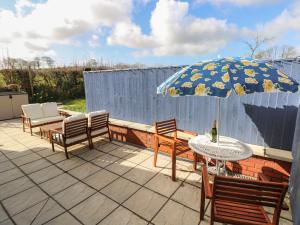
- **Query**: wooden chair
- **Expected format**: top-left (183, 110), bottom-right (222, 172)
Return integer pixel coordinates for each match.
top-left (88, 112), bottom-right (111, 148)
top-left (153, 118), bottom-right (197, 181)
top-left (50, 115), bottom-right (91, 159)
top-left (200, 165), bottom-right (288, 225)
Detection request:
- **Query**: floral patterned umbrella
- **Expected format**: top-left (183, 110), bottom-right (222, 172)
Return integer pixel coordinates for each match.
top-left (157, 57), bottom-right (299, 144)
top-left (157, 57), bottom-right (299, 97)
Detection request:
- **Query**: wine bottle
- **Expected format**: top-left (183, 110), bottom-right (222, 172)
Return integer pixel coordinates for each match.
top-left (211, 120), bottom-right (217, 143)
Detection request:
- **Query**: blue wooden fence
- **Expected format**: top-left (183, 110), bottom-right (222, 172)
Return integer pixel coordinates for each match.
top-left (84, 60), bottom-right (300, 151)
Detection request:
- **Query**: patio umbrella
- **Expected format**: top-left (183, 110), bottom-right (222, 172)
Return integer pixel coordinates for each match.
top-left (157, 57), bottom-right (299, 143)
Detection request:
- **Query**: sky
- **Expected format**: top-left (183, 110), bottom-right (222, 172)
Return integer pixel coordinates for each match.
top-left (0, 0), bottom-right (299, 66)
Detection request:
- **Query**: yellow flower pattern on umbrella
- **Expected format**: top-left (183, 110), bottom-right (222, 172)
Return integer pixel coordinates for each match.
top-left (212, 82), bottom-right (225, 89)
top-left (263, 79), bottom-right (275, 92)
top-left (195, 84), bottom-right (206, 95)
top-left (260, 67), bottom-right (268, 72)
top-left (181, 82), bottom-right (193, 88)
top-left (191, 73), bottom-right (202, 81)
top-left (168, 87), bottom-right (177, 96)
top-left (234, 83), bottom-right (246, 96)
top-left (245, 77), bottom-right (258, 84)
top-left (222, 73), bottom-right (230, 83)
top-left (279, 77), bottom-right (293, 85)
top-left (278, 70), bottom-right (288, 78)
top-left (203, 63), bottom-right (216, 70)
top-left (245, 69), bottom-right (256, 77)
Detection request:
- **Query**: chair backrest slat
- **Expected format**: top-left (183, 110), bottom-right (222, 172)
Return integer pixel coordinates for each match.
top-left (155, 119), bottom-right (177, 135)
top-left (213, 176), bottom-right (288, 208)
top-left (90, 113), bottom-right (109, 131)
top-left (64, 118), bottom-right (88, 138)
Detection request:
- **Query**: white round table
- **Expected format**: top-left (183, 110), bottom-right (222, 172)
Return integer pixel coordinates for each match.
top-left (188, 135), bottom-right (253, 175)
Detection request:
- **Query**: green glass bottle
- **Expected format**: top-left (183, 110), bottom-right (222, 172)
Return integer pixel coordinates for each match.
top-left (211, 120), bottom-right (217, 143)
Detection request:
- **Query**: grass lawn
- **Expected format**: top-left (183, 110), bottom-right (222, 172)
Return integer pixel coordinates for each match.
top-left (62, 98), bottom-right (86, 112)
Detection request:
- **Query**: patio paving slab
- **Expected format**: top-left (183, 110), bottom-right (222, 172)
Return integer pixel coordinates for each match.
top-left (123, 187), bottom-right (168, 221)
top-left (19, 158), bottom-right (52, 174)
top-left (91, 153), bottom-right (119, 168)
top-left (123, 164), bottom-right (158, 185)
top-left (29, 165), bottom-right (63, 184)
top-left (12, 198), bottom-right (64, 225)
top-left (0, 204), bottom-right (8, 222)
top-left (106, 158), bottom-right (137, 175)
top-left (39, 173), bottom-right (78, 195)
top-left (53, 182), bottom-right (96, 209)
top-left (68, 162), bottom-right (101, 180)
top-left (0, 168), bottom-right (24, 185)
top-left (99, 206), bottom-right (148, 225)
top-left (11, 152), bottom-right (41, 166)
top-left (55, 156), bottom-right (86, 171)
top-left (0, 161), bottom-right (15, 173)
top-left (44, 212), bottom-right (81, 225)
top-left (145, 173), bottom-right (183, 198)
top-left (70, 192), bottom-right (118, 225)
top-left (82, 169), bottom-right (119, 190)
top-left (100, 177), bottom-right (141, 203)
top-left (171, 182), bottom-right (201, 211)
top-left (152, 200), bottom-right (199, 225)
top-left (0, 176), bottom-right (35, 201)
top-left (2, 186), bottom-right (48, 216)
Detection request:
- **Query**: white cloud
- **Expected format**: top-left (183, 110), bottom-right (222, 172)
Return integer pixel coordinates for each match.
top-left (88, 34), bottom-right (100, 47)
top-left (258, 1), bottom-right (300, 41)
top-left (0, 0), bottom-right (132, 59)
top-left (195, 0), bottom-right (280, 6)
top-left (108, 0), bottom-right (237, 56)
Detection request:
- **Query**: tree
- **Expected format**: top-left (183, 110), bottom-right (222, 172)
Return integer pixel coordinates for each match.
top-left (255, 45), bottom-right (297, 59)
top-left (243, 33), bottom-right (273, 58)
top-left (86, 58), bottom-right (97, 68)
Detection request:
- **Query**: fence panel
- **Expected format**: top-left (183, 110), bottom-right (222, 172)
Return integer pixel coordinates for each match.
top-left (84, 61), bottom-right (300, 151)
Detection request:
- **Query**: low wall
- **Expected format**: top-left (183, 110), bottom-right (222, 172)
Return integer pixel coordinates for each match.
top-left (108, 120), bottom-right (291, 182)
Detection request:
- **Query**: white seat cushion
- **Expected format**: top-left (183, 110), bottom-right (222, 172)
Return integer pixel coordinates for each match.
top-left (86, 110), bottom-right (107, 127)
top-left (31, 116), bottom-right (64, 126)
top-left (91, 127), bottom-right (108, 136)
top-left (42, 102), bottom-right (59, 117)
top-left (53, 133), bottom-right (88, 144)
top-left (62, 114), bottom-right (86, 133)
top-left (22, 104), bottom-right (43, 119)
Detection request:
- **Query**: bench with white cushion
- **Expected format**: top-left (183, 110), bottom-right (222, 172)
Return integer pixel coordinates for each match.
top-left (21, 102), bottom-right (65, 135)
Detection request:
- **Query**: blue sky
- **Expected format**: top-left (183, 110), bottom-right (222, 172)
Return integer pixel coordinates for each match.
top-left (0, 0), bottom-right (299, 66)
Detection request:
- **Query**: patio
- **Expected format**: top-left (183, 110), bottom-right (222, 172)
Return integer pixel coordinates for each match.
top-left (0, 119), bottom-right (293, 225)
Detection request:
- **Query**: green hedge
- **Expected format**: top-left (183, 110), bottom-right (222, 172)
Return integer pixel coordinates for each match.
top-left (0, 68), bottom-right (85, 103)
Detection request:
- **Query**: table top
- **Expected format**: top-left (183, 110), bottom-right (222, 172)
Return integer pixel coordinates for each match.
top-left (40, 122), bottom-right (62, 131)
top-left (188, 135), bottom-right (253, 161)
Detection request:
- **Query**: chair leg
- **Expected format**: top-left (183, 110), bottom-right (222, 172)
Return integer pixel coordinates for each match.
top-left (64, 146), bottom-right (69, 159)
top-left (153, 138), bottom-right (159, 167)
top-left (200, 178), bottom-right (206, 220)
top-left (51, 142), bottom-right (55, 152)
top-left (108, 131), bottom-right (112, 142)
top-left (30, 126), bottom-right (33, 136)
top-left (193, 152), bottom-right (198, 171)
top-left (171, 148), bottom-right (176, 181)
top-left (89, 138), bottom-right (94, 149)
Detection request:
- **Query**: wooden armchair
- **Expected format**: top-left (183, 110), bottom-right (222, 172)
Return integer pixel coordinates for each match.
top-left (200, 165), bottom-right (288, 225)
top-left (88, 112), bottom-right (111, 148)
top-left (50, 115), bottom-right (91, 159)
top-left (153, 118), bottom-right (197, 181)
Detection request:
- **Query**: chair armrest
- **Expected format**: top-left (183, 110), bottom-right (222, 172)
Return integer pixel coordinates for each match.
top-left (177, 129), bottom-right (198, 136)
top-left (155, 134), bottom-right (176, 144)
top-left (202, 165), bottom-right (212, 198)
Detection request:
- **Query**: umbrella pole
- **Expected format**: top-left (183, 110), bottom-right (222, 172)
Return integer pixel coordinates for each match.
top-left (217, 97), bottom-right (220, 145)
